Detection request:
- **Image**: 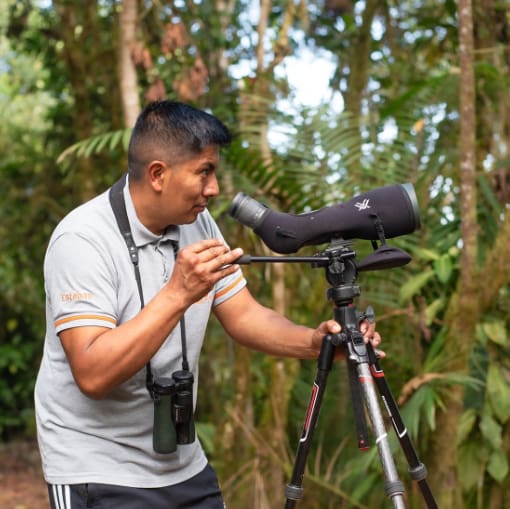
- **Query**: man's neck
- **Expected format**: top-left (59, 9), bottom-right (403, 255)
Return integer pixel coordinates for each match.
top-left (128, 180), bottom-right (166, 236)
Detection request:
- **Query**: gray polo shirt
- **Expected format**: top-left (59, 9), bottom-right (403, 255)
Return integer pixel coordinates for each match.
top-left (35, 177), bottom-right (246, 488)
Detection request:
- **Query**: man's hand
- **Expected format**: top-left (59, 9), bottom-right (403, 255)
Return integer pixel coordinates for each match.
top-left (310, 320), bottom-right (342, 355)
top-left (167, 239), bottom-right (243, 307)
top-left (360, 319), bottom-right (383, 354)
top-left (310, 319), bottom-right (384, 359)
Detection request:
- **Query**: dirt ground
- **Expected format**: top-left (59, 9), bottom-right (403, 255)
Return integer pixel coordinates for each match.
top-left (0, 439), bottom-right (50, 509)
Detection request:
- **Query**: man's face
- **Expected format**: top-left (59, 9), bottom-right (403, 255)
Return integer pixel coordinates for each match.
top-left (160, 144), bottom-right (221, 226)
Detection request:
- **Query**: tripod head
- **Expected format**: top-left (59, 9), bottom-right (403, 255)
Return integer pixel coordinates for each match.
top-left (311, 239), bottom-right (361, 305)
top-left (236, 237), bottom-right (412, 303)
top-left (236, 238), bottom-right (410, 337)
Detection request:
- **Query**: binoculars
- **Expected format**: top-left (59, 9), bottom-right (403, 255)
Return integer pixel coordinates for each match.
top-left (152, 370), bottom-right (196, 454)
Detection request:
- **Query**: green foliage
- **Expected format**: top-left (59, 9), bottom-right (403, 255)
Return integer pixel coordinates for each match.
top-left (455, 316), bottom-right (510, 503)
top-left (0, 316), bottom-right (39, 438)
top-left (57, 128), bottom-right (132, 163)
top-left (1, 1), bottom-right (510, 508)
top-left (0, 16), bottom-right (55, 438)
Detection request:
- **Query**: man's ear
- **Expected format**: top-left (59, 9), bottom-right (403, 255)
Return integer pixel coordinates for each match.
top-left (147, 161), bottom-right (166, 192)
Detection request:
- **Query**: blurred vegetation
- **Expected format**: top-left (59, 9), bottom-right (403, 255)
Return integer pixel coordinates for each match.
top-left (1, 0), bottom-right (510, 508)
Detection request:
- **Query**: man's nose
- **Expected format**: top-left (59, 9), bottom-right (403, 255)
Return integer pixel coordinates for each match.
top-left (204, 174), bottom-right (219, 197)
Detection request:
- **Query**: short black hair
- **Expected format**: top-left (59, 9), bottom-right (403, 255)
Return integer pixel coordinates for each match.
top-left (127, 101), bottom-right (232, 180)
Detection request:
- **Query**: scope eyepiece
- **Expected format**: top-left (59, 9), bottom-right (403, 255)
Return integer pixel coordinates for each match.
top-left (400, 183), bottom-right (421, 231)
top-left (228, 192), bottom-right (270, 230)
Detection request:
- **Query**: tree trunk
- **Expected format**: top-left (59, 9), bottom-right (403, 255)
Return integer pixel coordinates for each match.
top-left (343, 0), bottom-right (378, 115)
top-left (119, 0), bottom-right (140, 127)
top-left (428, 1), bottom-right (478, 506)
top-left (238, 2), bottom-right (301, 505)
top-left (53, 1), bottom-right (100, 202)
top-left (343, 0), bottom-right (378, 176)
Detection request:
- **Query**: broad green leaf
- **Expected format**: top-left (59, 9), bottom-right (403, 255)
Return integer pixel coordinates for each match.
top-left (433, 254), bottom-right (452, 283)
top-left (458, 440), bottom-right (487, 490)
top-left (487, 365), bottom-right (510, 423)
top-left (487, 449), bottom-right (509, 483)
top-left (399, 269), bottom-right (434, 304)
top-left (480, 412), bottom-right (502, 450)
top-left (482, 320), bottom-right (508, 346)
top-left (457, 408), bottom-right (477, 444)
top-left (425, 297), bottom-right (444, 326)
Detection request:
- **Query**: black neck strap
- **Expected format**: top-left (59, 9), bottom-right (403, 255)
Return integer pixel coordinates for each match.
top-left (109, 174), bottom-right (190, 398)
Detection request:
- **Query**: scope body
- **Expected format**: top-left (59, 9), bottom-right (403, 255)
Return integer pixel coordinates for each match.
top-left (228, 184), bottom-right (420, 254)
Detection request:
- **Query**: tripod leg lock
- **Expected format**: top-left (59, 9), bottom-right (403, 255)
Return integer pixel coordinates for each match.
top-left (409, 462), bottom-right (428, 482)
top-left (385, 480), bottom-right (405, 499)
top-left (285, 484), bottom-right (304, 501)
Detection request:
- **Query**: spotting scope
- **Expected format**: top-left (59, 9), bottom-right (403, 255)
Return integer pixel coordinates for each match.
top-left (228, 183), bottom-right (420, 254)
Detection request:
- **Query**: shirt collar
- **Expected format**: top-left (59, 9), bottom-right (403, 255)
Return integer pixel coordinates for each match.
top-left (123, 174), bottom-right (179, 247)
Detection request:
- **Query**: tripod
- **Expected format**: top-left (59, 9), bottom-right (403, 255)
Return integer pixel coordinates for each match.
top-left (238, 239), bottom-right (437, 509)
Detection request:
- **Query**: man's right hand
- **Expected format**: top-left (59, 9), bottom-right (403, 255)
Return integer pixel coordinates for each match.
top-left (168, 239), bottom-right (243, 307)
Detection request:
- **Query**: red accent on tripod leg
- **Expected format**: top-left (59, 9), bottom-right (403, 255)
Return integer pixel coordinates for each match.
top-left (300, 383), bottom-right (319, 443)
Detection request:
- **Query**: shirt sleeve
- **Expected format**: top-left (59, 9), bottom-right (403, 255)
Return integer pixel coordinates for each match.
top-left (45, 232), bottom-right (118, 333)
top-left (213, 269), bottom-right (246, 307)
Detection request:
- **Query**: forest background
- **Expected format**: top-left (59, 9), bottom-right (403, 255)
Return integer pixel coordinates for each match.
top-left (1, 0), bottom-right (509, 508)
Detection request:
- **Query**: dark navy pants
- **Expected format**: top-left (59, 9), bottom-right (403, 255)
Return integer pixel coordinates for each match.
top-left (47, 464), bottom-right (226, 508)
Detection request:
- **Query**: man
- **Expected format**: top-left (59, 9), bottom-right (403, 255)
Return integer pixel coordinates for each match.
top-left (35, 100), bottom-right (380, 509)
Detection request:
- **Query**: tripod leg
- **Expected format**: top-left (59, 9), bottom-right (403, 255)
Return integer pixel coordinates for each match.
top-left (367, 345), bottom-right (438, 509)
top-left (284, 334), bottom-right (337, 508)
top-left (357, 362), bottom-right (407, 509)
top-left (334, 298), bottom-right (406, 508)
top-left (347, 360), bottom-right (371, 450)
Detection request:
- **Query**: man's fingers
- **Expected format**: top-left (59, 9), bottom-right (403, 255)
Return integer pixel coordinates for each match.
top-left (326, 320), bottom-right (341, 334)
top-left (360, 320), bottom-right (376, 335)
top-left (374, 348), bottom-right (386, 359)
top-left (370, 332), bottom-right (381, 347)
top-left (183, 238), bottom-right (227, 259)
top-left (179, 240), bottom-right (243, 270)
top-left (190, 238), bottom-right (225, 251)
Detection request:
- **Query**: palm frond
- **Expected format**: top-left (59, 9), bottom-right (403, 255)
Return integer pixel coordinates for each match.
top-left (56, 128), bottom-right (131, 163)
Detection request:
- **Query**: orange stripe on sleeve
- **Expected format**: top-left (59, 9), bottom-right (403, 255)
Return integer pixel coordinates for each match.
top-left (55, 315), bottom-right (117, 328)
top-left (214, 274), bottom-right (244, 300)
